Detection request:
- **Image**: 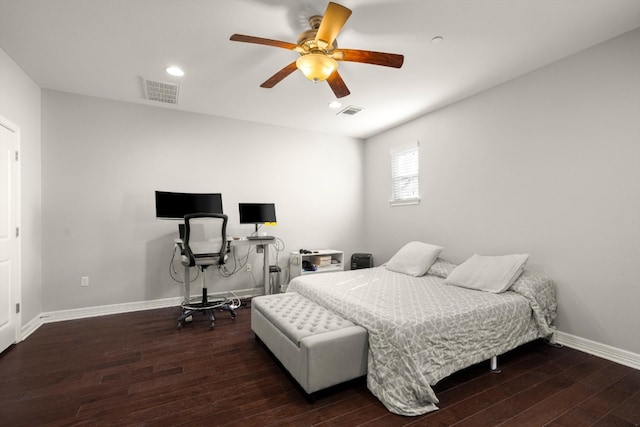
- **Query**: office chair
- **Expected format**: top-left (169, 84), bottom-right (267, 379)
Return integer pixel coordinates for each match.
top-left (177, 213), bottom-right (236, 329)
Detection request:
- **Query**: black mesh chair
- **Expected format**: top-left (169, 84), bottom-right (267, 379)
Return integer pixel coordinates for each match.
top-left (177, 213), bottom-right (236, 329)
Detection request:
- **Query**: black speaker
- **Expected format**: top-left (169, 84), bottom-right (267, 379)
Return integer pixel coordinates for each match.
top-left (351, 253), bottom-right (373, 270)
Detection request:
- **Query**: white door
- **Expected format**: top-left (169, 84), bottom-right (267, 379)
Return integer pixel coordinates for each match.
top-left (0, 117), bottom-right (20, 354)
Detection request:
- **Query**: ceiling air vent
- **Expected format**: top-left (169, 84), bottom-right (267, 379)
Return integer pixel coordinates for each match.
top-left (337, 105), bottom-right (363, 116)
top-left (141, 77), bottom-right (179, 104)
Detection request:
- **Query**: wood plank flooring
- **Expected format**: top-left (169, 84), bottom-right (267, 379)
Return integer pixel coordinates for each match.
top-left (0, 304), bottom-right (638, 426)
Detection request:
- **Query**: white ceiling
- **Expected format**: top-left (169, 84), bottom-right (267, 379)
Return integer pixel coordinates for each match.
top-left (1, 0), bottom-right (639, 139)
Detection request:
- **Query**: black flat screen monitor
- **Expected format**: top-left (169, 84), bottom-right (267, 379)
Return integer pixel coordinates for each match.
top-left (238, 203), bottom-right (277, 224)
top-left (155, 191), bottom-right (223, 219)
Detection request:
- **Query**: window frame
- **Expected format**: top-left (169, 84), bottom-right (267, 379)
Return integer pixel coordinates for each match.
top-left (389, 141), bottom-right (420, 206)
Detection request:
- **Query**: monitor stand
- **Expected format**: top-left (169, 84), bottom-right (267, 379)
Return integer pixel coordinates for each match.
top-left (248, 224), bottom-right (274, 240)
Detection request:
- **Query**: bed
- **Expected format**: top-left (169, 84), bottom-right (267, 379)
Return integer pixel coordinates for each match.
top-left (286, 254), bottom-right (557, 416)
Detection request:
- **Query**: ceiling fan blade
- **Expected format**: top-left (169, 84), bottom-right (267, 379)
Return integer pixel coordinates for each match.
top-left (337, 49), bottom-right (404, 68)
top-left (315, 2), bottom-right (352, 47)
top-left (230, 34), bottom-right (297, 50)
top-left (326, 71), bottom-right (351, 99)
top-left (260, 61), bottom-right (299, 88)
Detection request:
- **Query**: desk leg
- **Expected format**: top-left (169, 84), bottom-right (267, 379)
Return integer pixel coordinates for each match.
top-left (263, 244), bottom-right (270, 294)
top-left (183, 265), bottom-right (190, 303)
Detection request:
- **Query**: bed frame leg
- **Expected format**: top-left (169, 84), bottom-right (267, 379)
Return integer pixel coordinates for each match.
top-left (490, 356), bottom-right (501, 373)
top-left (546, 333), bottom-right (564, 348)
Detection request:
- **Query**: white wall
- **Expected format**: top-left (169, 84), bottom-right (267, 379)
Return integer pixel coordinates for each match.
top-left (41, 91), bottom-right (364, 311)
top-left (0, 48), bottom-right (42, 326)
top-left (364, 29), bottom-right (640, 355)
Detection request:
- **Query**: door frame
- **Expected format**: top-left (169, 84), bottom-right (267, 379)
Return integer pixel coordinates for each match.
top-left (0, 114), bottom-right (21, 351)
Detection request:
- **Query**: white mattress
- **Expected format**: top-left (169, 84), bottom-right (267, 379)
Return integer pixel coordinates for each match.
top-left (287, 266), bottom-right (556, 416)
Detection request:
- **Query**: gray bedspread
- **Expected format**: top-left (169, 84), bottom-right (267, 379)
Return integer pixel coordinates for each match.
top-left (287, 266), bottom-right (556, 416)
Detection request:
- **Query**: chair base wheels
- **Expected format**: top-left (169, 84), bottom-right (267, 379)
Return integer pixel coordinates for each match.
top-left (176, 302), bottom-right (236, 330)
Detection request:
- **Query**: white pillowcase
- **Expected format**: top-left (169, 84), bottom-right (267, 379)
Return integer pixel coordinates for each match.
top-left (445, 253), bottom-right (529, 293)
top-left (385, 241), bottom-right (443, 277)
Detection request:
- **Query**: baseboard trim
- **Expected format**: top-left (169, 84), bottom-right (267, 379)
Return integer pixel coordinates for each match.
top-left (20, 288), bottom-right (263, 341)
top-left (39, 297), bottom-right (183, 323)
top-left (20, 315), bottom-right (43, 341)
top-left (555, 331), bottom-right (640, 370)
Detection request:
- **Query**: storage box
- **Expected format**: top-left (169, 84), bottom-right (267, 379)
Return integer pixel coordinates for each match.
top-left (310, 255), bottom-right (332, 267)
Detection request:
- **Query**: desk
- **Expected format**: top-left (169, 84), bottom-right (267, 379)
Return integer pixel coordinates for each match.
top-left (175, 237), bottom-right (276, 298)
top-left (228, 238), bottom-right (275, 295)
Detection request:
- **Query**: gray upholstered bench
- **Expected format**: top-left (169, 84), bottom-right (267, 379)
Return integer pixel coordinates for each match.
top-left (251, 292), bottom-right (368, 394)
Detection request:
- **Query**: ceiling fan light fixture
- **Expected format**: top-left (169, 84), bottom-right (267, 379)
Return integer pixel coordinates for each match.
top-left (230, 2), bottom-right (403, 98)
top-left (296, 53), bottom-right (337, 82)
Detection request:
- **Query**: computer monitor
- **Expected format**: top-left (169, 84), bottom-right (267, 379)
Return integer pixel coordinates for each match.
top-left (155, 191), bottom-right (223, 219)
top-left (238, 203), bottom-right (277, 224)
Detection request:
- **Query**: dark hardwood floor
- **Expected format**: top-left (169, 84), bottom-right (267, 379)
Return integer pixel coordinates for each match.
top-left (1, 304), bottom-right (638, 426)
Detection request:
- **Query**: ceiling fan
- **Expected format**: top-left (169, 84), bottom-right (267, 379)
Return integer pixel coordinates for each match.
top-left (230, 2), bottom-right (404, 99)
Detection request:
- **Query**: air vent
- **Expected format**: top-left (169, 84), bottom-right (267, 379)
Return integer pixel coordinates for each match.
top-left (141, 77), bottom-right (179, 104)
top-left (337, 105), bottom-right (363, 116)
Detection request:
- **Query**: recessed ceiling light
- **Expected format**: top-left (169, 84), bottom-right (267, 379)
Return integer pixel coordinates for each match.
top-left (431, 36), bottom-right (444, 44)
top-left (328, 101), bottom-right (342, 109)
top-left (166, 66), bottom-right (185, 77)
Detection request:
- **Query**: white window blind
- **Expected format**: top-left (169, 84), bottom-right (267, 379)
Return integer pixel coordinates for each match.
top-left (390, 142), bottom-right (420, 206)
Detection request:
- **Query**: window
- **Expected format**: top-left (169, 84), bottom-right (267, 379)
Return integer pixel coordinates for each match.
top-left (390, 142), bottom-right (420, 206)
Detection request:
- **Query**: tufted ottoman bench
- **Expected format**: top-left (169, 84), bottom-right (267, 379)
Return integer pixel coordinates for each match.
top-left (251, 292), bottom-right (368, 394)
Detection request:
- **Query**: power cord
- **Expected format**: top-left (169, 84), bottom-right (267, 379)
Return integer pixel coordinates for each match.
top-left (219, 242), bottom-right (252, 277)
top-left (169, 243), bottom-right (199, 284)
top-left (226, 291), bottom-right (242, 310)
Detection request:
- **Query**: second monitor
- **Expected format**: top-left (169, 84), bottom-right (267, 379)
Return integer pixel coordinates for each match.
top-left (239, 203), bottom-right (276, 239)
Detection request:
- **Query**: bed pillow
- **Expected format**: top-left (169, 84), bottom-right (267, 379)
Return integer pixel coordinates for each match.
top-left (444, 253), bottom-right (529, 293)
top-left (385, 241), bottom-right (443, 277)
top-left (427, 258), bottom-right (457, 278)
